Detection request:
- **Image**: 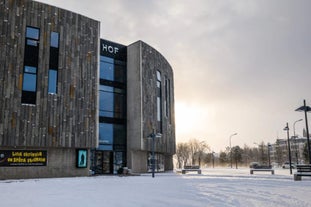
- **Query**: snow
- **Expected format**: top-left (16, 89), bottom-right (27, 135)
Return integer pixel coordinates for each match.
top-left (1, 168), bottom-right (311, 207)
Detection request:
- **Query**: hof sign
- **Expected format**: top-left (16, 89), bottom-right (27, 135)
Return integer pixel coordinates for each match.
top-left (0, 150), bottom-right (47, 167)
top-left (100, 39), bottom-right (127, 61)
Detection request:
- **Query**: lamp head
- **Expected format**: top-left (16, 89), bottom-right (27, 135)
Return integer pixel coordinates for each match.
top-left (295, 106), bottom-right (311, 112)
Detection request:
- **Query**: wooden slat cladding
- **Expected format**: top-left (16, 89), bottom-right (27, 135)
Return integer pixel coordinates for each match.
top-left (0, 0), bottom-right (99, 148)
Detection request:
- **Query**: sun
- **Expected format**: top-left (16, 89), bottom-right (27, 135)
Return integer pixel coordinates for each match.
top-left (175, 102), bottom-right (210, 140)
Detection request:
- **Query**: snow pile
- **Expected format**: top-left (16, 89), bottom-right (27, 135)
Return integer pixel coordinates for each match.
top-left (0, 168), bottom-right (310, 207)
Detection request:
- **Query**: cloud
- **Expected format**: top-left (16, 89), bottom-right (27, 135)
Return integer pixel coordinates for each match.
top-left (37, 0), bottom-right (311, 151)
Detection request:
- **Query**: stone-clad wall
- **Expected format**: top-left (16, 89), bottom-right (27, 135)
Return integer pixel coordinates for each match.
top-left (140, 41), bottom-right (175, 155)
top-left (127, 41), bottom-right (176, 161)
top-left (0, 0), bottom-right (99, 148)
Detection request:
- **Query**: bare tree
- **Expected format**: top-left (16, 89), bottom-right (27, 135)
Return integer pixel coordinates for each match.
top-left (175, 142), bottom-right (190, 168)
top-left (175, 139), bottom-right (210, 168)
top-left (189, 139), bottom-right (210, 166)
top-left (189, 139), bottom-right (201, 165)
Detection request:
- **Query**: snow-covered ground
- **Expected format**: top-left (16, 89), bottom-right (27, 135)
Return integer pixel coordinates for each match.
top-left (1, 168), bottom-right (311, 207)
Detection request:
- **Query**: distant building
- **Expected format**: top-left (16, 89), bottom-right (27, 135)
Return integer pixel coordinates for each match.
top-left (269, 137), bottom-right (307, 165)
top-left (0, 0), bottom-right (175, 179)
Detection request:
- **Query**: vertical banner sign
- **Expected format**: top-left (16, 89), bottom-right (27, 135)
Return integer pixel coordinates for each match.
top-left (0, 150), bottom-right (47, 166)
top-left (76, 149), bottom-right (87, 168)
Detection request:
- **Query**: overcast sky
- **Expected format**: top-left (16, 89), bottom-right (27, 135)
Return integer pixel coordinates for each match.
top-left (38, 0), bottom-right (311, 151)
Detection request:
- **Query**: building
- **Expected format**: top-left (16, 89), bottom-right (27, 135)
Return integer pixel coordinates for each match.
top-left (269, 137), bottom-right (308, 166)
top-left (126, 41), bottom-right (175, 173)
top-left (0, 0), bottom-right (175, 179)
top-left (90, 39), bottom-right (175, 174)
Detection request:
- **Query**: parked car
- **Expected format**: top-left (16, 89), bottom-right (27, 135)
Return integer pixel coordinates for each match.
top-left (249, 162), bottom-right (260, 168)
top-left (282, 162), bottom-right (296, 169)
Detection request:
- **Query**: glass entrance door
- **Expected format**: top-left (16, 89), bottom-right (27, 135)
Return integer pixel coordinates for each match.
top-left (94, 151), bottom-right (103, 174)
top-left (93, 150), bottom-right (125, 174)
top-left (102, 151), bottom-right (113, 174)
top-left (94, 151), bottom-right (113, 174)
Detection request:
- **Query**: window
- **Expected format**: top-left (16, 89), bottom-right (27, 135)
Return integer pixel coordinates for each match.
top-left (26, 27), bottom-right (39, 39)
top-left (48, 70), bottom-right (57, 93)
top-left (157, 97), bottom-right (161, 121)
top-left (99, 123), bottom-right (113, 145)
top-left (99, 85), bottom-right (125, 118)
top-left (98, 54), bottom-right (127, 152)
top-left (26, 27), bottom-right (39, 46)
top-left (23, 66), bottom-right (37, 91)
top-left (165, 77), bottom-right (171, 122)
top-left (98, 123), bottom-right (126, 150)
top-left (100, 61), bottom-right (114, 81)
top-left (156, 70), bottom-right (162, 132)
top-left (113, 124), bottom-right (126, 145)
top-left (156, 70), bottom-right (161, 88)
top-left (114, 62), bottom-right (126, 83)
top-left (22, 26), bottom-right (40, 104)
top-left (50, 32), bottom-right (59, 48)
top-left (100, 56), bottom-right (126, 83)
top-left (48, 31), bottom-right (59, 94)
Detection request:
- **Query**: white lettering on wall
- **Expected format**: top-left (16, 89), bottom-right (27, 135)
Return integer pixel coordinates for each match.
top-left (102, 44), bottom-right (119, 55)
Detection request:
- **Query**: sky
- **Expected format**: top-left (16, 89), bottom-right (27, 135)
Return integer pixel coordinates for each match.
top-left (37, 0), bottom-right (311, 152)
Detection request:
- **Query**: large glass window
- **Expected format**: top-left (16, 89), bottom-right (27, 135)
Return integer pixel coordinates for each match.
top-left (100, 56), bottom-right (114, 81)
top-left (156, 70), bottom-right (162, 132)
top-left (98, 123), bottom-right (126, 147)
top-left (99, 123), bottom-right (113, 145)
top-left (165, 77), bottom-right (171, 122)
top-left (23, 72), bottom-right (37, 92)
top-left (26, 27), bottom-right (39, 39)
top-left (99, 85), bottom-right (125, 118)
top-left (26, 27), bottom-right (39, 46)
top-left (50, 32), bottom-right (59, 48)
top-left (156, 71), bottom-right (161, 88)
top-left (48, 31), bottom-right (59, 94)
top-left (114, 61), bottom-right (126, 83)
top-left (22, 26), bottom-right (40, 104)
top-left (157, 97), bottom-right (161, 121)
top-left (100, 61), bottom-right (114, 81)
top-left (48, 70), bottom-right (57, 94)
top-left (97, 54), bottom-right (127, 164)
top-left (100, 56), bottom-right (125, 83)
top-left (113, 124), bottom-right (126, 145)
top-left (148, 152), bottom-right (165, 172)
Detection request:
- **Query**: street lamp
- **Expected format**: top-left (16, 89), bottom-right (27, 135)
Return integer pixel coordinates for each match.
top-left (284, 123), bottom-right (292, 174)
top-left (212, 151), bottom-right (215, 168)
top-left (148, 129), bottom-right (162, 178)
top-left (267, 143), bottom-right (271, 167)
top-left (295, 100), bottom-right (311, 164)
top-left (229, 133), bottom-right (238, 168)
top-left (198, 141), bottom-right (206, 167)
top-left (293, 119), bottom-right (303, 164)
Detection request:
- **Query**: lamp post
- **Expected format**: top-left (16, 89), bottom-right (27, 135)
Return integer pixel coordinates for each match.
top-left (198, 141), bottom-right (206, 167)
top-left (148, 129), bottom-right (162, 178)
top-left (293, 119), bottom-right (303, 164)
top-left (253, 142), bottom-right (259, 162)
top-left (295, 100), bottom-right (311, 164)
top-left (229, 133), bottom-right (237, 168)
top-left (267, 143), bottom-right (271, 167)
top-left (284, 123), bottom-right (292, 174)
